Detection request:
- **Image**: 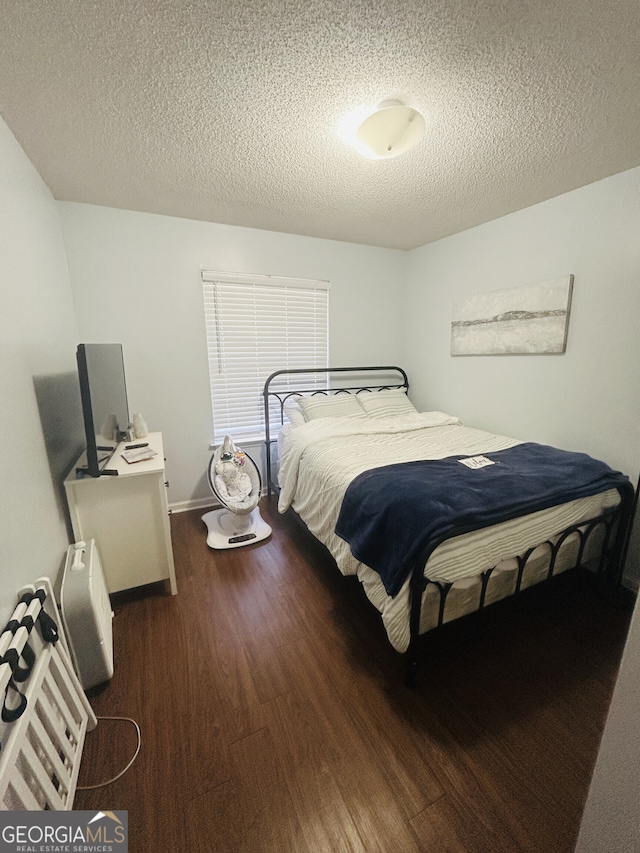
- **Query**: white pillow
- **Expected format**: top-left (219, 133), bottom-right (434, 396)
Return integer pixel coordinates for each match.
top-left (357, 388), bottom-right (418, 419)
top-left (283, 397), bottom-right (306, 426)
top-left (297, 394), bottom-right (365, 421)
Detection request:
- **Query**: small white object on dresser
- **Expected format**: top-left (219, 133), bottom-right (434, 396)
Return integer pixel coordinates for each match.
top-left (132, 412), bottom-right (148, 438)
top-left (64, 432), bottom-right (177, 595)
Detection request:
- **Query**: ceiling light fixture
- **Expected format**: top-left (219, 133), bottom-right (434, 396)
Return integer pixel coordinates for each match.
top-left (339, 99), bottom-right (426, 160)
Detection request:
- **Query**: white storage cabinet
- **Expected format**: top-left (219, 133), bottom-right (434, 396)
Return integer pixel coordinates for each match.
top-left (64, 432), bottom-right (177, 595)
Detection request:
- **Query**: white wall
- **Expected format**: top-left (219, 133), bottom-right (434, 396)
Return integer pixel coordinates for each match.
top-left (401, 167), bottom-right (640, 583)
top-left (575, 587), bottom-right (640, 852)
top-left (58, 203), bottom-right (404, 508)
top-left (0, 116), bottom-right (81, 619)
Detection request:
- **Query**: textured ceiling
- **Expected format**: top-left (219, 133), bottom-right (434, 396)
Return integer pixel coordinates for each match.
top-left (1, 0), bottom-right (639, 250)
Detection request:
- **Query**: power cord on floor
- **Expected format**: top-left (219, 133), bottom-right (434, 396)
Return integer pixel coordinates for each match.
top-left (76, 715), bottom-right (141, 790)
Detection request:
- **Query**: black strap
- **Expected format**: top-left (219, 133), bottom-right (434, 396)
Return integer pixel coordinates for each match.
top-left (0, 589), bottom-right (59, 729)
top-left (1, 678), bottom-right (27, 723)
top-left (0, 620), bottom-right (36, 682)
top-left (0, 645), bottom-right (34, 684)
top-left (0, 648), bottom-right (31, 723)
top-left (17, 590), bottom-right (59, 645)
top-left (38, 610), bottom-right (59, 645)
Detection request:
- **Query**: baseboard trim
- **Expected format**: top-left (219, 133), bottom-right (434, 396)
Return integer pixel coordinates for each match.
top-left (169, 498), bottom-right (219, 514)
top-left (169, 486), bottom-right (272, 515)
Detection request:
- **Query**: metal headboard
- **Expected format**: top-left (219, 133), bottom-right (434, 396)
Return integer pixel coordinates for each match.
top-left (262, 365), bottom-right (409, 494)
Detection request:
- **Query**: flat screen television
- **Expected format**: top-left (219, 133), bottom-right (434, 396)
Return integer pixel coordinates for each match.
top-left (76, 343), bottom-right (130, 477)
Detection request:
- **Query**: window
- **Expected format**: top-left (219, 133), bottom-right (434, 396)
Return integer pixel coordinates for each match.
top-left (202, 271), bottom-right (330, 443)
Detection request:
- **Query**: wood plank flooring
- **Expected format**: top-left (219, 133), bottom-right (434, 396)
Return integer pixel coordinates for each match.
top-left (73, 497), bottom-right (634, 852)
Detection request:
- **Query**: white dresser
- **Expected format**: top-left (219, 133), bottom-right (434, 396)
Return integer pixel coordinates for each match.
top-left (64, 432), bottom-right (177, 595)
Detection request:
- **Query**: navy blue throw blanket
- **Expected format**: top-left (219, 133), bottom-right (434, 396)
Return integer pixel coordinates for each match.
top-left (334, 442), bottom-right (631, 597)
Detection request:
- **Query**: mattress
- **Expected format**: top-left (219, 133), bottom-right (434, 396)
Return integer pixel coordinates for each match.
top-left (277, 412), bottom-right (621, 652)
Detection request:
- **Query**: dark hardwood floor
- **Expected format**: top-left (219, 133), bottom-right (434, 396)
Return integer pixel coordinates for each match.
top-left (74, 497), bottom-right (634, 852)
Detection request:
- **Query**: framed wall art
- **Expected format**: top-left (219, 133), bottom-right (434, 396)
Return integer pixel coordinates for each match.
top-left (451, 275), bottom-right (574, 356)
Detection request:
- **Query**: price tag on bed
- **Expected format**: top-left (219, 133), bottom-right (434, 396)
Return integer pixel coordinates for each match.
top-left (458, 455), bottom-right (495, 469)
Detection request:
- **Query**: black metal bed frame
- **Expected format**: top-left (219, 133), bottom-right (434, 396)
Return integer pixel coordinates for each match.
top-left (404, 493), bottom-right (632, 685)
top-left (262, 366), bottom-right (636, 687)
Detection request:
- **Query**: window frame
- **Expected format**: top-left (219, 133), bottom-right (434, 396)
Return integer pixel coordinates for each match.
top-left (201, 270), bottom-right (330, 444)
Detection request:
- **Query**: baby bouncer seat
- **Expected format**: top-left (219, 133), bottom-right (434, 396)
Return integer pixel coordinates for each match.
top-left (202, 435), bottom-right (272, 549)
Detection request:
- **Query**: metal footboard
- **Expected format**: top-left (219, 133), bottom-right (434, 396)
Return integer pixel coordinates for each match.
top-left (404, 487), bottom-right (635, 687)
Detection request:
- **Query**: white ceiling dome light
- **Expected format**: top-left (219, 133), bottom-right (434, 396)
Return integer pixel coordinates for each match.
top-left (339, 99), bottom-right (426, 160)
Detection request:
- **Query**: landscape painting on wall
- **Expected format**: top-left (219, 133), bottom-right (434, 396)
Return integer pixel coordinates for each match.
top-left (451, 275), bottom-right (574, 356)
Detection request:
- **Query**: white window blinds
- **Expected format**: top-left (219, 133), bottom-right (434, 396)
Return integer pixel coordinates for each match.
top-left (202, 271), bottom-right (330, 443)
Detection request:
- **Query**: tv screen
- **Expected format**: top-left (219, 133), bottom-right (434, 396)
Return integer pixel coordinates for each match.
top-left (76, 343), bottom-right (130, 477)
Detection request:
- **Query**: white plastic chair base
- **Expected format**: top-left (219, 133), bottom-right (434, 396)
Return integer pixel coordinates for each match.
top-left (202, 507), bottom-right (272, 550)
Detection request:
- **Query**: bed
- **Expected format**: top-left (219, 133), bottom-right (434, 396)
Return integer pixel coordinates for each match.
top-left (263, 366), bottom-right (635, 685)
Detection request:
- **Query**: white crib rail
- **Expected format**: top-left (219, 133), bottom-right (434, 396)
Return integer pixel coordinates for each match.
top-left (0, 577), bottom-right (97, 810)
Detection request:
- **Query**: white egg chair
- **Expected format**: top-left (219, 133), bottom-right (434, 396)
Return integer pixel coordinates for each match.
top-left (202, 435), bottom-right (271, 549)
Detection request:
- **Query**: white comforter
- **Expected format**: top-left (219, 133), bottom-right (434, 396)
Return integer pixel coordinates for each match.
top-left (276, 412), bottom-right (620, 651)
top-left (278, 411), bottom-right (466, 511)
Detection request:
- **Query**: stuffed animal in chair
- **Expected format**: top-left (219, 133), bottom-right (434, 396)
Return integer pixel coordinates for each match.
top-left (214, 435), bottom-right (253, 503)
